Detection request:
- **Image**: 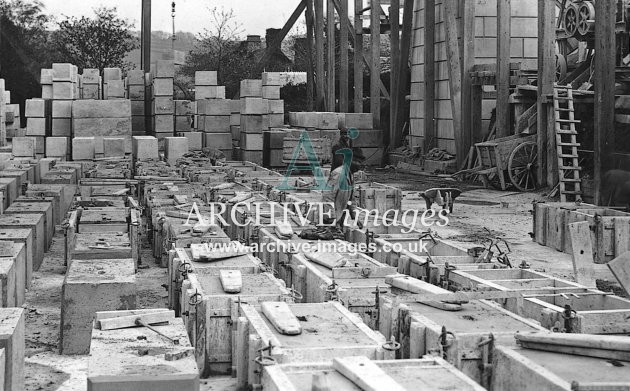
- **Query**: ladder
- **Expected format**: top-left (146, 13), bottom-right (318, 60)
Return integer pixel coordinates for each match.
top-left (553, 85), bottom-right (582, 202)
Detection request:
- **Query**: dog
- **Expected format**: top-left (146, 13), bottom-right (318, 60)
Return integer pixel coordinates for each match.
top-left (420, 188), bottom-right (462, 213)
top-left (602, 169), bottom-right (630, 209)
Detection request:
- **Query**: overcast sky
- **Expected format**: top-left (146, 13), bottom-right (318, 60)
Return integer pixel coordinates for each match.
top-left (41, 0), bottom-right (309, 36)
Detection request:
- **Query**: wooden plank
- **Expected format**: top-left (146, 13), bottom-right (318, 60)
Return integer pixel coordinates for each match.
top-left (393, 0), bottom-right (413, 148)
top-left (261, 302), bottom-right (302, 335)
top-left (332, 356), bottom-right (406, 391)
top-left (370, 0), bottom-right (381, 128)
top-left (327, 0), bottom-right (336, 111)
top-left (614, 219), bottom-right (630, 259)
top-left (537, 0), bottom-right (555, 187)
top-left (389, 0), bottom-right (400, 148)
top-left (594, 1), bottom-right (616, 205)
top-left (306, 0), bottom-right (316, 111)
top-left (496, 0), bottom-right (511, 138)
top-left (568, 222), bottom-right (596, 287)
top-left (424, 0), bottom-right (436, 152)
top-left (607, 251), bottom-right (630, 296)
top-left (141, 0), bottom-right (152, 71)
top-left (219, 270), bottom-right (242, 293)
top-left (461, 0), bottom-right (475, 162)
top-left (443, 0), bottom-right (464, 167)
top-left (98, 310), bottom-right (175, 331)
top-left (315, 0), bottom-right (326, 110)
top-left (339, 0), bottom-right (349, 113)
top-left (386, 275), bottom-right (462, 310)
top-left (516, 333), bottom-right (630, 361)
top-left (354, 0), bottom-right (364, 113)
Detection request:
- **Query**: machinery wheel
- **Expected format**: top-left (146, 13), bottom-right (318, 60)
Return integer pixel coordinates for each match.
top-left (577, 1), bottom-right (595, 36)
top-left (556, 53), bottom-right (568, 82)
top-left (508, 141), bottom-right (539, 192)
top-left (564, 3), bottom-right (579, 38)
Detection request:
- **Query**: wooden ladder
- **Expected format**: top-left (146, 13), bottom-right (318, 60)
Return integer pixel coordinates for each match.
top-left (553, 85), bottom-right (582, 202)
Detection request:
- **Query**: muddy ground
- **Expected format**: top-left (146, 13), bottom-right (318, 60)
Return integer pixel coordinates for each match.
top-left (23, 171), bottom-right (624, 390)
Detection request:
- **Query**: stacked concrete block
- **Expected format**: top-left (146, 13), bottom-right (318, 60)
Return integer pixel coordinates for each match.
top-left (0, 308), bottom-right (24, 391)
top-left (5, 103), bottom-right (21, 138)
top-left (72, 100), bottom-right (132, 156)
top-left (45, 137), bottom-right (70, 160)
top-left (105, 80), bottom-right (125, 100)
top-left (25, 99), bottom-right (50, 139)
top-left (40, 68), bottom-right (53, 99)
top-left (197, 98), bottom-right (232, 157)
top-left (239, 94), bottom-right (268, 165)
top-left (263, 129), bottom-right (287, 168)
top-left (126, 70), bottom-right (146, 135)
top-left (132, 136), bottom-right (159, 161)
top-left (0, 80), bottom-right (5, 147)
top-left (175, 100), bottom-right (194, 132)
top-left (51, 64), bottom-right (78, 150)
top-left (12, 137), bottom-right (35, 158)
top-left (152, 60), bottom-right (175, 145)
top-left (262, 73), bottom-right (283, 128)
top-left (195, 71), bottom-right (225, 100)
top-left (81, 69), bottom-right (101, 100)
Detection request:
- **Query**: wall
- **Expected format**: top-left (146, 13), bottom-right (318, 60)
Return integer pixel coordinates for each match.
top-left (409, 0), bottom-right (539, 154)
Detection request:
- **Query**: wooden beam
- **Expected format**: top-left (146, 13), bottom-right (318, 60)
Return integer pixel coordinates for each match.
top-left (389, 0), bottom-right (400, 147)
top-left (142, 0), bottom-right (152, 71)
top-left (461, 0), bottom-right (475, 162)
top-left (327, 0), bottom-right (336, 111)
top-left (315, 0), bottom-right (326, 110)
top-left (443, 0), bottom-right (464, 167)
top-left (339, 0), bottom-right (349, 113)
top-left (496, 0), bottom-right (511, 138)
top-left (393, 0), bottom-right (414, 148)
top-left (257, 0), bottom-right (307, 72)
top-left (306, 0), bottom-right (316, 111)
top-left (594, 0), bottom-right (616, 205)
top-left (537, 0), bottom-right (555, 187)
top-left (354, 0), bottom-right (364, 112)
top-left (370, 0), bottom-right (381, 128)
top-left (332, 0), bottom-right (390, 100)
top-left (424, 0), bottom-right (436, 152)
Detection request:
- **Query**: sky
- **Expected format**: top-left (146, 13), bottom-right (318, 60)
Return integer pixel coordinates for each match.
top-left (41, 0), bottom-right (308, 36)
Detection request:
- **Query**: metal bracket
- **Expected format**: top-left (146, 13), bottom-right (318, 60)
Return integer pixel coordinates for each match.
top-left (562, 304), bottom-right (578, 333)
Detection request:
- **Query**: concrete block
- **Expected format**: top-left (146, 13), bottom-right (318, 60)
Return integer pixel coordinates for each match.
top-left (268, 99), bottom-right (284, 114)
top-left (0, 241), bottom-right (26, 306)
top-left (0, 214), bottom-right (44, 274)
top-left (195, 71), bottom-right (218, 86)
top-left (230, 113), bottom-right (241, 126)
top-left (0, 229), bottom-right (32, 290)
top-left (53, 82), bottom-right (75, 99)
top-left (269, 114), bottom-right (284, 127)
top-left (153, 78), bottom-right (174, 96)
top-left (204, 132), bottom-right (232, 150)
top-left (82, 69), bottom-right (100, 84)
top-left (41, 85), bottom-right (53, 99)
top-left (12, 137), bottom-right (34, 158)
top-left (195, 86), bottom-right (225, 100)
top-left (72, 137), bottom-right (95, 160)
top-left (45, 137), bottom-right (70, 158)
top-left (131, 100), bottom-right (145, 116)
top-left (153, 96), bottom-right (174, 114)
top-left (240, 80), bottom-right (263, 97)
top-left (353, 129), bottom-right (384, 147)
top-left (156, 60), bottom-right (175, 78)
top-left (175, 100), bottom-right (195, 116)
top-left (52, 100), bottom-right (73, 118)
top-left (25, 184), bottom-right (70, 224)
top-left (241, 150), bottom-right (263, 165)
top-left (231, 125), bottom-right (241, 140)
top-left (241, 115), bottom-right (264, 134)
top-left (175, 116), bottom-right (193, 132)
top-left (103, 67), bottom-right (122, 82)
top-left (52, 63), bottom-right (74, 81)
top-left (132, 116), bottom-right (145, 133)
top-left (72, 100), bottom-right (132, 118)
top-left (0, 177), bottom-right (17, 207)
top-left (202, 116), bottom-right (230, 133)
top-left (344, 113), bottom-right (374, 129)
top-left (26, 118), bottom-right (47, 136)
top-left (82, 84), bottom-right (101, 100)
top-left (105, 80), bottom-right (125, 98)
top-left (73, 118), bottom-right (131, 139)
top-left (263, 130), bottom-right (286, 149)
top-left (5, 202), bottom-right (53, 252)
top-left (88, 314), bottom-right (198, 390)
top-left (198, 99), bottom-right (230, 116)
top-left (262, 72), bottom-right (282, 86)
top-left (229, 100), bottom-right (240, 113)
top-left (103, 138), bottom-right (126, 157)
top-left (240, 132), bottom-right (263, 150)
top-left (241, 98), bottom-right (268, 115)
top-left (179, 132), bottom-right (203, 151)
top-left (52, 118), bottom-right (72, 137)
top-left (60, 259), bottom-right (136, 355)
top-left (31, 136), bottom-right (45, 154)
top-left (127, 70), bottom-right (145, 85)
top-left (25, 99), bottom-right (46, 117)
top-left (289, 112), bottom-right (338, 129)
top-left (154, 114), bottom-right (174, 132)
top-left (132, 136), bottom-right (159, 160)
top-left (0, 308), bottom-right (24, 391)
top-left (164, 137), bottom-right (188, 164)
top-left (40, 69), bottom-right (53, 84)
top-left (127, 85), bottom-right (145, 100)
top-left (262, 86), bottom-right (280, 100)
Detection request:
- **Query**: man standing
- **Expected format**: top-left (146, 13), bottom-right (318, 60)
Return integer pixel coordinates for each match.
top-left (322, 147), bottom-right (365, 228)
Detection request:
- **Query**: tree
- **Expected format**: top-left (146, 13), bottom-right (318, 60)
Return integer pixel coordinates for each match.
top-left (51, 7), bottom-right (139, 73)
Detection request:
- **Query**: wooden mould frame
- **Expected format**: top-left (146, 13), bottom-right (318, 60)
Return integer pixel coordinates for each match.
top-left (235, 301), bottom-right (392, 389)
top-left (448, 268), bottom-right (630, 334)
top-left (354, 181), bottom-right (403, 211)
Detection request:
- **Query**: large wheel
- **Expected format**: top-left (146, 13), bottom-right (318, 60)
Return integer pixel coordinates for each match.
top-left (556, 53), bottom-right (568, 82)
top-left (577, 1), bottom-right (595, 36)
top-left (508, 141), bottom-right (538, 192)
top-left (564, 3), bottom-right (579, 38)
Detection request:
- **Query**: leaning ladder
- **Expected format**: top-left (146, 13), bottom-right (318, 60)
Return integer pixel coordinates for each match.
top-left (553, 85), bottom-right (582, 202)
